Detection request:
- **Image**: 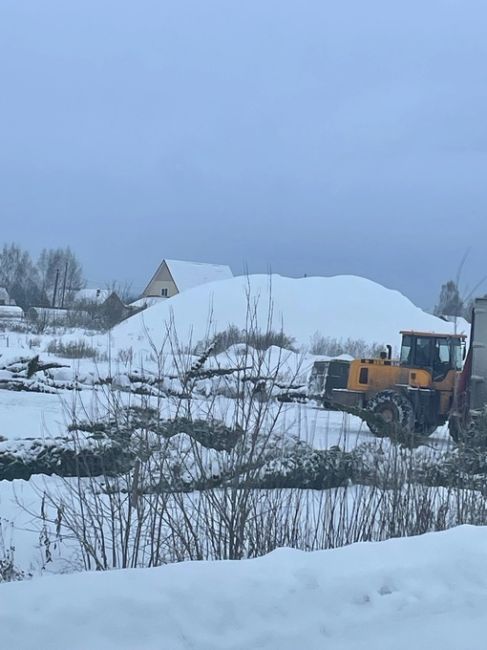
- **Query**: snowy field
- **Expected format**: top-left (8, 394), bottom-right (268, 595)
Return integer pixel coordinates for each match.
top-left (0, 273), bottom-right (475, 650)
top-left (0, 390), bottom-right (375, 576)
top-left (1, 525), bottom-right (487, 650)
top-left (0, 391), bottom-right (67, 439)
top-left (0, 273), bottom-right (466, 448)
top-left (0, 384), bottom-right (455, 581)
top-left (0, 378), bottom-right (452, 449)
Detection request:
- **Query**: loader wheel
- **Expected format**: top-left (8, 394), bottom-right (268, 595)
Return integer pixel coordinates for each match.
top-left (366, 390), bottom-right (415, 438)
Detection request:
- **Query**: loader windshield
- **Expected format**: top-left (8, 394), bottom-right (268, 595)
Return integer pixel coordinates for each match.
top-left (400, 334), bottom-right (464, 374)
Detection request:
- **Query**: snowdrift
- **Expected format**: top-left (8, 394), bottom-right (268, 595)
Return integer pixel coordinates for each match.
top-left (2, 525), bottom-right (487, 650)
top-left (108, 274), bottom-right (467, 354)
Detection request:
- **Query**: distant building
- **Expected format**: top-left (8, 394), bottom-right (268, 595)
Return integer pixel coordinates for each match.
top-left (0, 287), bottom-right (17, 307)
top-left (26, 294), bottom-right (137, 329)
top-left (73, 288), bottom-right (111, 305)
top-left (0, 288), bottom-right (23, 320)
top-left (99, 292), bottom-right (138, 327)
top-left (26, 307), bottom-right (79, 325)
top-left (142, 259), bottom-right (233, 299)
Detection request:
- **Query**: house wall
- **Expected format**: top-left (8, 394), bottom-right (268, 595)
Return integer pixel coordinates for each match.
top-left (143, 262), bottom-right (178, 298)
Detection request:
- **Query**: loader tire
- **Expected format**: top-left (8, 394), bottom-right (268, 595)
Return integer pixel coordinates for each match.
top-left (366, 390), bottom-right (415, 438)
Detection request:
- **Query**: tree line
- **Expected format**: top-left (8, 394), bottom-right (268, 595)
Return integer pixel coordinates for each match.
top-left (0, 243), bottom-right (84, 310)
top-left (0, 242), bottom-right (477, 320)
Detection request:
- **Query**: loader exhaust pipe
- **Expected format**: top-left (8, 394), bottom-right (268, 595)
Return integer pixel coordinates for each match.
top-left (386, 345), bottom-right (392, 360)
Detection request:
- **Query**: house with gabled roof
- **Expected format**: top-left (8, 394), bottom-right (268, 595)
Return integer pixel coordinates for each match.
top-left (0, 287), bottom-right (16, 306)
top-left (73, 288), bottom-right (111, 305)
top-left (142, 259), bottom-right (233, 299)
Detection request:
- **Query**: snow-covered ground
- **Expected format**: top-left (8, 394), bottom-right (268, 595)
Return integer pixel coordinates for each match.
top-left (1, 525), bottom-right (487, 650)
top-left (0, 274), bottom-right (469, 387)
top-left (0, 273), bottom-right (463, 449)
top-left (0, 391), bottom-right (66, 439)
top-left (0, 272), bottom-right (474, 645)
top-left (0, 380), bottom-right (452, 450)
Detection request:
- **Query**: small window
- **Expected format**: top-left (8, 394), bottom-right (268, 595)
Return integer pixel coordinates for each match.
top-left (359, 367), bottom-right (369, 384)
top-left (400, 335), bottom-right (413, 365)
top-left (161, 288), bottom-right (168, 297)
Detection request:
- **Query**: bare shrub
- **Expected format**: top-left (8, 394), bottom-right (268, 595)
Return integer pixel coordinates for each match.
top-left (0, 519), bottom-right (29, 582)
top-left (117, 347), bottom-right (134, 366)
top-left (63, 308), bottom-right (104, 330)
top-left (195, 324), bottom-right (297, 355)
top-left (46, 338), bottom-right (98, 359)
top-left (33, 440), bottom-right (487, 570)
top-left (32, 286), bottom-right (307, 567)
top-left (309, 332), bottom-right (386, 358)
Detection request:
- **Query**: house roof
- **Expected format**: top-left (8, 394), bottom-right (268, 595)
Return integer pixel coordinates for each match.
top-left (165, 260), bottom-right (233, 292)
top-left (0, 305), bottom-right (23, 319)
top-left (129, 296), bottom-right (164, 309)
top-left (144, 259), bottom-right (233, 295)
top-left (74, 288), bottom-right (111, 304)
top-left (0, 287), bottom-right (9, 301)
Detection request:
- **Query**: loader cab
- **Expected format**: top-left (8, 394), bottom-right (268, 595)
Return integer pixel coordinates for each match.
top-left (399, 331), bottom-right (465, 380)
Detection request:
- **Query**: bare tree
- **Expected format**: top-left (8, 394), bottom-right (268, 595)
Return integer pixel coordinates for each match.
top-left (0, 243), bottom-right (42, 309)
top-left (104, 280), bottom-right (137, 304)
top-left (37, 247), bottom-right (85, 307)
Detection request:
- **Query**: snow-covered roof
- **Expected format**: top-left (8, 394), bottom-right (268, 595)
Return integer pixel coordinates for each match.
top-left (0, 305), bottom-right (23, 319)
top-left (129, 297), bottom-right (164, 309)
top-left (0, 287), bottom-right (10, 302)
top-left (165, 259), bottom-right (233, 292)
top-left (74, 288), bottom-right (110, 305)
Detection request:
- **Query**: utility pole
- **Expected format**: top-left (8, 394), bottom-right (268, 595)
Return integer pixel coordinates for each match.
top-left (61, 261), bottom-right (68, 308)
top-left (52, 268), bottom-right (60, 308)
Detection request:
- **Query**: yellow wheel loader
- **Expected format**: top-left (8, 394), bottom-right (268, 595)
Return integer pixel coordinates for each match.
top-left (323, 330), bottom-right (466, 437)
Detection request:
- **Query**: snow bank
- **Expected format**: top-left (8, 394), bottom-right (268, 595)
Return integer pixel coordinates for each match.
top-left (0, 391), bottom-right (65, 439)
top-left (1, 525), bottom-right (486, 650)
top-left (108, 274), bottom-right (466, 354)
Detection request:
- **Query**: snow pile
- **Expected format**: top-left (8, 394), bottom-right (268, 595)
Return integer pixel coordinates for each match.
top-left (1, 525), bottom-right (487, 649)
top-left (108, 274), bottom-right (466, 354)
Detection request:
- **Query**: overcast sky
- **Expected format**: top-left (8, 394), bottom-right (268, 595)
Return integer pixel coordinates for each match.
top-left (1, 0), bottom-right (487, 307)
